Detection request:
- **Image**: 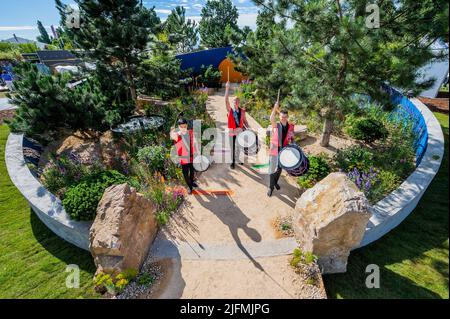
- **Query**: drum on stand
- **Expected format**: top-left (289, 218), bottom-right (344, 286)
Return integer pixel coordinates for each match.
top-left (193, 155), bottom-right (211, 172)
top-left (237, 130), bottom-right (260, 156)
top-left (279, 144), bottom-right (309, 177)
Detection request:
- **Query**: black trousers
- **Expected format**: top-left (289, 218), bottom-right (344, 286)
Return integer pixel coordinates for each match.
top-left (269, 155), bottom-right (282, 190)
top-left (181, 163), bottom-right (195, 190)
top-left (230, 135), bottom-right (237, 164)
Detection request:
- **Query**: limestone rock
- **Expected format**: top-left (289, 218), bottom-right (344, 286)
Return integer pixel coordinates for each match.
top-left (89, 183), bottom-right (158, 275)
top-left (294, 172), bottom-right (371, 274)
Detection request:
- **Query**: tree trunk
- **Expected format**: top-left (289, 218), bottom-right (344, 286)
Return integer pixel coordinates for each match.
top-left (320, 117), bottom-right (333, 147)
top-left (124, 59), bottom-right (137, 101)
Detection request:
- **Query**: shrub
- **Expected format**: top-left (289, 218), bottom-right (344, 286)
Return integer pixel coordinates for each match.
top-left (373, 122), bottom-right (416, 179)
top-left (347, 167), bottom-right (380, 201)
top-left (144, 176), bottom-right (184, 226)
top-left (41, 153), bottom-right (102, 196)
top-left (297, 154), bottom-right (330, 189)
top-left (369, 170), bottom-right (401, 203)
top-left (137, 273), bottom-right (154, 287)
top-left (62, 170), bottom-right (128, 221)
top-left (290, 248), bottom-right (318, 268)
top-left (7, 63), bottom-right (133, 141)
top-left (137, 145), bottom-right (166, 173)
top-left (334, 146), bottom-right (375, 172)
top-left (347, 167), bottom-right (402, 204)
top-left (198, 64), bottom-right (222, 88)
top-left (346, 117), bottom-right (388, 144)
top-left (93, 269), bottom-right (137, 296)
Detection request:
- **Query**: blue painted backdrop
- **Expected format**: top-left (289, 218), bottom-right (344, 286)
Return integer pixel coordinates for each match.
top-left (176, 46), bottom-right (234, 75)
top-left (385, 86), bottom-right (428, 166)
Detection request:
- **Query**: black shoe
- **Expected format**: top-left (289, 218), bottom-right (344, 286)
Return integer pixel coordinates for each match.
top-left (230, 163), bottom-right (235, 169)
top-left (239, 162), bottom-right (244, 165)
top-left (267, 188), bottom-right (273, 197)
top-left (275, 184), bottom-right (281, 190)
top-left (192, 182), bottom-right (199, 188)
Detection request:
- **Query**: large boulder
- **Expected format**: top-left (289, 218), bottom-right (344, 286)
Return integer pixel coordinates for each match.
top-left (294, 172), bottom-right (371, 274)
top-left (89, 183), bottom-right (158, 275)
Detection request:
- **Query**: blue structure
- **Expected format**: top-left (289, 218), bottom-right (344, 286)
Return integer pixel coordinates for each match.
top-left (385, 86), bottom-right (428, 166)
top-left (176, 46), bottom-right (234, 74)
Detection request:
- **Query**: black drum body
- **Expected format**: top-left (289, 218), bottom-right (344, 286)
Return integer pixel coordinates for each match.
top-left (278, 144), bottom-right (309, 177)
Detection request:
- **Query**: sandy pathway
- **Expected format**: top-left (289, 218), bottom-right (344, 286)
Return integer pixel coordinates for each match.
top-left (148, 88), bottom-right (327, 299)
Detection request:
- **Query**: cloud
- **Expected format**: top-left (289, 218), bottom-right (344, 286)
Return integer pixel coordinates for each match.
top-left (0, 26), bottom-right (37, 31)
top-left (155, 9), bottom-right (172, 15)
top-left (238, 13), bottom-right (258, 29)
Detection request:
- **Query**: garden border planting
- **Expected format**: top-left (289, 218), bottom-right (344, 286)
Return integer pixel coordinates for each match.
top-left (358, 97), bottom-right (444, 247)
top-left (5, 133), bottom-right (91, 251)
top-left (4, 94), bottom-right (444, 252)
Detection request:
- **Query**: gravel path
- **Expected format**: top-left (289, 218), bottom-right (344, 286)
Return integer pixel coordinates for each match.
top-left (139, 88), bottom-right (327, 299)
top-left (0, 98), bottom-right (15, 112)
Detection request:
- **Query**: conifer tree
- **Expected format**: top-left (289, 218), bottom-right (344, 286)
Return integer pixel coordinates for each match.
top-left (243, 0), bottom-right (449, 146)
top-left (164, 6), bottom-right (199, 54)
top-left (199, 0), bottom-right (240, 48)
top-left (37, 20), bottom-right (52, 44)
top-left (55, 0), bottom-right (161, 101)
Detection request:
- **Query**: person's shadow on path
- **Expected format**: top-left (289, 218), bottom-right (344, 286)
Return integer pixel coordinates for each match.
top-left (196, 194), bottom-right (264, 272)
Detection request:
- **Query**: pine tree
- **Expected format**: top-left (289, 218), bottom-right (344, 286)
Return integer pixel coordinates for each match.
top-left (246, 0), bottom-right (449, 146)
top-left (36, 20), bottom-right (52, 44)
top-left (55, 0), bottom-right (161, 101)
top-left (199, 0), bottom-right (240, 48)
top-left (6, 63), bottom-right (121, 140)
top-left (164, 6), bottom-right (199, 53)
top-left (233, 8), bottom-right (284, 99)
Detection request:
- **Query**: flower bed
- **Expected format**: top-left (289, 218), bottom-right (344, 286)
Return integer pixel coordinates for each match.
top-left (5, 90), bottom-right (214, 251)
top-left (237, 81), bottom-right (444, 246)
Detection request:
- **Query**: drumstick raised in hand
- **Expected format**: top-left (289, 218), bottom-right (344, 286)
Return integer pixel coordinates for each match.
top-left (277, 88), bottom-right (281, 104)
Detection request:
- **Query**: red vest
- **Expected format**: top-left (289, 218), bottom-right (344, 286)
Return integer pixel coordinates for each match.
top-left (228, 107), bottom-right (246, 136)
top-left (174, 129), bottom-right (195, 165)
top-left (269, 123), bottom-right (295, 156)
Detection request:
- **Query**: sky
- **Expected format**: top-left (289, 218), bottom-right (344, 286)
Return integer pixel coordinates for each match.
top-left (0, 0), bottom-right (259, 41)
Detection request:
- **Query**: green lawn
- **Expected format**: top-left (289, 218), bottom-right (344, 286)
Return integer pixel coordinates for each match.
top-left (324, 112), bottom-right (449, 299)
top-left (0, 112), bottom-right (448, 299)
top-left (0, 125), bottom-right (97, 299)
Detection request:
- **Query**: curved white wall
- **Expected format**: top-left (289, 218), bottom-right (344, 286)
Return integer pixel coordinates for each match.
top-left (4, 98), bottom-right (445, 252)
top-left (5, 134), bottom-right (91, 251)
top-left (358, 98), bottom-right (445, 247)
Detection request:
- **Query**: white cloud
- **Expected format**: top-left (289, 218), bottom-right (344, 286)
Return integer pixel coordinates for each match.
top-left (155, 9), bottom-right (171, 14)
top-left (238, 13), bottom-right (258, 29)
top-left (0, 26), bottom-right (37, 31)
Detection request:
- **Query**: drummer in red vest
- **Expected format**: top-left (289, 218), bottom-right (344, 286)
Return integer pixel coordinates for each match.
top-left (225, 81), bottom-right (249, 169)
top-left (170, 118), bottom-right (198, 194)
top-left (267, 101), bottom-right (295, 197)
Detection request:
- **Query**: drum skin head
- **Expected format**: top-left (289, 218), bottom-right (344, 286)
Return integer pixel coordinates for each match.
top-left (279, 147), bottom-right (301, 169)
top-left (237, 131), bottom-right (257, 148)
top-left (193, 155), bottom-right (210, 172)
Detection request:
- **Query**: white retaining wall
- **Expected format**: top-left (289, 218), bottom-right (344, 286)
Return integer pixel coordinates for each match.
top-left (4, 97), bottom-right (445, 251)
top-left (358, 98), bottom-right (445, 247)
top-left (5, 133), bottom-right (92, 251)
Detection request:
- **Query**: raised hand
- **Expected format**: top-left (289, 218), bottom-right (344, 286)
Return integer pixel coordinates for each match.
top-left (274, 101), bottom-right (280, 110)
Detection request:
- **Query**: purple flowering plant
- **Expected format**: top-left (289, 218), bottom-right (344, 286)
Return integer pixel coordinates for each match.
top-left (347, 167), bottom-right (380, 197)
